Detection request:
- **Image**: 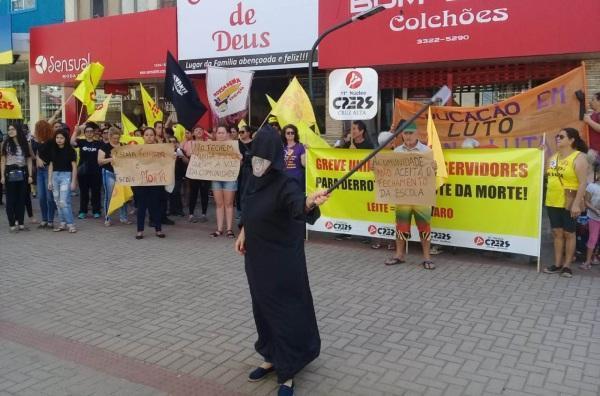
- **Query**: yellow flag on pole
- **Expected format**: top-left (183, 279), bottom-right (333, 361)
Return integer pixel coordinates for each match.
top-left (140, 83), bottom-right (163, 127)
top-left (0, 88), bottom-right (23, 119)
top-left (73, 62), bottom-right (104, 115)
top-left (121, 112), bottom-right (137, 136)
top-left (238, 118), bottom-right (247, 129)
top-left (297, 121), bottom-right (330, 148)
top-left (108, 184), bottom-right (134, 215)
top-left (87, 94), bottom-right (112, 122)
top-left (427, 108), bottom-right (448, 189)
top-left (266, 94), bottom-right (277, 110)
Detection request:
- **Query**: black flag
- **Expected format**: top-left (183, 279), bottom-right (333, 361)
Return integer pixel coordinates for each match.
top-left (164, 51), bottom-right (207, 130)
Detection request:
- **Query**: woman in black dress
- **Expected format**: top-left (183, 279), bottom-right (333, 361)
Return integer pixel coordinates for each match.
top-left (235, 126), bottom-right (329, 396)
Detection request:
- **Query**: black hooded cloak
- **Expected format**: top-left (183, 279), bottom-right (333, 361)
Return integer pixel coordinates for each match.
top-left (241, 125), bottom-right (321, 383)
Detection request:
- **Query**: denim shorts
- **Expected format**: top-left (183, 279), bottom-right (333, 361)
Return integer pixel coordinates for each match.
top-left (211, 180), bottom-right (238, 191)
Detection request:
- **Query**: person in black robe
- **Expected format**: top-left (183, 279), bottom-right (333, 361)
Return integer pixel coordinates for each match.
top-left (235, 125), bottom-right (329, 396)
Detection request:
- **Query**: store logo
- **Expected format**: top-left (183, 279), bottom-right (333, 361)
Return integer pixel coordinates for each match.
top-left (474, 236), bottom-right (485, 246)
top-left (474, 235), bottom-right (511, 249)
top-left (33, 53), bottom-right (91, 76)
top-left (34, 55), bottom-right (48, 74)
top-left (345, 71), bottom-right (363, 89)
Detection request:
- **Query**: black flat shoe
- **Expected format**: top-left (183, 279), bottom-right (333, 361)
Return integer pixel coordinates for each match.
top-left (278, 382), bottom-right (294, 396)
top-left (156, 232), bottom-right (165, 238)
top-left (135, 234), bottom-right (144, 240)
top-left (248, 366), bottom-right (275, 382)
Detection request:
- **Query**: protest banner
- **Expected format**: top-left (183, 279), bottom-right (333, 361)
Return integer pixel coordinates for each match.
top-left (186, 141), bottom-right (241, 182)
top-left (306, 148), bottom-right (543, 257)
top-left (372, 151), bottom-right (436, 206)
top-left (0, 88), bottom-right (23, 119)
top-left (392, 66), bottom-right (586, 149)
top-left (112, 144), bottom-right (174, 186)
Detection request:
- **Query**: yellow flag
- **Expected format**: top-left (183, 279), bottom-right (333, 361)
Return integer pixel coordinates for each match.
top-left (121, 112), bottom-right (137, 136)
top-left (173, 124), bottom-right (186, 143)
top-left (140, 84), bottom-right (163, 127)
top-left (74, 62), bottom-right (104, 115)
top-left (427, 108), bottom-right (448, 189)
top-left (0, 88), bottom-right (23, 119)
top-left (297, 121), bottom-right (330, 148)
top-left (87, 94), bottom-right (112, 122)
top-left (120, 133), bottom-right (144, 145)
top-left (0, 50), bottom-right (12, 65)
top-left (238, 118), bottom-right (247, 129)
top-left (266, 94), bottom-right (277, 110)
top-left (271, 78), bottom-right (317, 126)
top-left (108, 184), bottom-right (134, 215)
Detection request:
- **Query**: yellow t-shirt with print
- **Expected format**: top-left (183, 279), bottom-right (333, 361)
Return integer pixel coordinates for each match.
top-left (545, 151), bottom-right (580, 208)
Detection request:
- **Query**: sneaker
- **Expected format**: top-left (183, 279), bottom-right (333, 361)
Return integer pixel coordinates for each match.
top-left (543, 265), bottom-right (562, 274)
top-left (188, 215), bottom-right (198, 223)
top-left (278, 382), bottom-right (294, 396)
top-left (93, 213), bottom-right (101, 219)
top-left (247, 366), bottom-right (275, 382)
top-left (560, 267), bottom-right (573, 278)
top-left (78, 213), bottom-right (86, 219)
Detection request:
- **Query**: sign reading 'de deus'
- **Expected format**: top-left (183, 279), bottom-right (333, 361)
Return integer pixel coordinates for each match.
top-left (328, 68), bottom-right (378, 121)
top-left (186, 141), bottom-right (241, 182)
top-left (373, 151), bottom-right (436, 206)
top-left (112, 144), bottom-right (175, 186)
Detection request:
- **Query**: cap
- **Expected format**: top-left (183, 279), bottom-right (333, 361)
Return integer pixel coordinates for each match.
top-left (268, 116), bottom-right (278, 124)
top-left (402, 122), bottom-right (417, 132)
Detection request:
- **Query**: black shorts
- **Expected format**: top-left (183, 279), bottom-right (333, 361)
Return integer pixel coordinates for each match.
top-left (547, 206), bottom-right (576, 233)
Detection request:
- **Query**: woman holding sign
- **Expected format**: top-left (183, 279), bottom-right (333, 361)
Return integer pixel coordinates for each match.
top-left (543, 128), bottom-right (588, 278)
top-left (235, 126), bottom-right (329, 396)
top-left (210, 125), bottom-right (237, 238)
top-left (132, 127), bottom-right (165, 240)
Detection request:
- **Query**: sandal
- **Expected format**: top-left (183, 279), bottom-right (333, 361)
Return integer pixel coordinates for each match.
top-left (68, 225), bottom-right (77, 233)
top-left (104, 220), bottom-right (112, 227)
top-left (135, 232), bottom-right (144, 240)
top-left (226, 230), bottom-right (235, 238)
top-left (422, 260), bottom-right (435, 270)
top-left (156, 232), bottom-right (166, 238)
top-left (385, 257), bottom-right (405, 266)
top-left (210, 230), bottom-right (223, 237)
top-left (18, 225), bottom-right (30, 232)
top-left (53, 224), bottom-right (66, 232)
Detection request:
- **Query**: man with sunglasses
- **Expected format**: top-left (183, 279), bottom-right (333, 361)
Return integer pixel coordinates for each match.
top-left (384, 121), bottom-right (436, 270)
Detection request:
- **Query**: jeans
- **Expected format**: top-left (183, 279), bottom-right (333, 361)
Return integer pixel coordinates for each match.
top-left (36, 167), bottom-right (56, 224)
top-left (102, 169), bottom-right (128, 222)
top-left (52, 171), bottom-right (74, 225)
top-left (133, 186), bottom-right (161, 232)
top-left (79, 171), bottom-right (102, 215)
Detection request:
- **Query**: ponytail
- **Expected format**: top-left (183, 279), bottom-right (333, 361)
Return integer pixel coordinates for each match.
top-left (564, 127), bottom-right (588, 153)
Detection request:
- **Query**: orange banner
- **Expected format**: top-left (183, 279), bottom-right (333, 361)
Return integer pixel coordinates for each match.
top-left (392, 66), bottom-right (587, 149)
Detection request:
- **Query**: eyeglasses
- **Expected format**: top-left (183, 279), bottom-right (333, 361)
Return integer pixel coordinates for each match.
top-left (555, 134), bottom-right (566, 140)
top-left (285, 131), bottom-right (295, 135)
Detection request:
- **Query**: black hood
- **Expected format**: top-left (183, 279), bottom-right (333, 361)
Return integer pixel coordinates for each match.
top-left (249, 124), bottom-right (284, 172)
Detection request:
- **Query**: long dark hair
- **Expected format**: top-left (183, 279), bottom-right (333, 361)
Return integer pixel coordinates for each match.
top-left (282, 124), bottom-right (299, 144)
top-left (1, 123), bottom-right (30, 158)
top-left (564, 128), bottom-right (588, 153)
top-left (49, 129), bottom-right (76, 159)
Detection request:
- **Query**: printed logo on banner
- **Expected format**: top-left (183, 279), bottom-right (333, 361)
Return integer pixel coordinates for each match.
top-left (368, 224), bottom-right (396, 237)
top-left (213, 78), bottom-right (243, 113)
top-left (325, 221), bottom-right (352, 232)
top-left (474, 235), bottom-right (511, 249)
top-left (431, 231), bottom-right (451, 242)
top-left (329, 68), bottom-right (378, 120)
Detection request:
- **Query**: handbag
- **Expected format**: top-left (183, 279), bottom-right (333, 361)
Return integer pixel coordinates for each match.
top-left (7, 169), bottom-right (25, 182)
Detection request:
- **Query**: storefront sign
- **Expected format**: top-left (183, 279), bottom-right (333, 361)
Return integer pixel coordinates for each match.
top-left (29, 8), bottom-right (177, 84)
top-left (319, 0), bottom-right (600, 68)
top-left (306, 148), bottom-right (543, 257)
top-left (392, 66), bottom-right (586, 149)
top-left (177, 0), bottom-right (318, 73)
top-left (328, 68), bottom-right (378, 120)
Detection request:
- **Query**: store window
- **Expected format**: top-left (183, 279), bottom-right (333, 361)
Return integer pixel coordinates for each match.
top-left (40, 86), bottom-right (62, 121)
top-left (11, 0), bottom-right (35, 12)
top-left (91, 0), bottom-right (105, 18)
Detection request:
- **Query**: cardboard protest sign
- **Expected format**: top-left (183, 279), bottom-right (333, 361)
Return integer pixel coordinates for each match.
top-left (112, 144), bottom-right (174, 186)
top-left (186, 141), bottom-right (241, 182)
top-left (373, 151), bottom-right (436, 206)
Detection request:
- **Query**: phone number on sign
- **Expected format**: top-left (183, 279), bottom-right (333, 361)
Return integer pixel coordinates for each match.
top-left (417, 35), bottom-right (470, 45)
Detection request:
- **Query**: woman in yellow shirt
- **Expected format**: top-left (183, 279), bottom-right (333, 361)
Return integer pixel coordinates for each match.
top-left (544, 128), bottom-right (589, 278)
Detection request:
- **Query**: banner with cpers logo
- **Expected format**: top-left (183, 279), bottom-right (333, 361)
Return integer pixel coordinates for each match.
top-left (328, 68), bottom-right (378, 120)
top-left (306, 148), bottom-right (543, 257)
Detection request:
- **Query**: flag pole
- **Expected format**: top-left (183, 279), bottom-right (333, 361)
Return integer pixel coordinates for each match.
top-left (325, 86), bottom-right (451, 195)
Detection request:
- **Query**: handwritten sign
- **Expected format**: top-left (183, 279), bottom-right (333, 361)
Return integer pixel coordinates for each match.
top-left (186, 141), bottom-right (241, 182)
top-left (373, 151), bottom-right (436, 206)
top-left (112, 144), bottom-right (175, 186)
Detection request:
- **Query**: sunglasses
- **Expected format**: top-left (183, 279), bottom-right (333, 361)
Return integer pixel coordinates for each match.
top-left (555, 134), bottom-right (566, 140)
top-left (285, 131), bottom-right (296, 135)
